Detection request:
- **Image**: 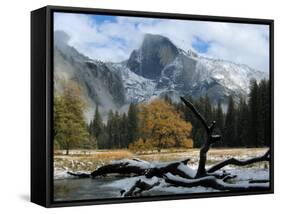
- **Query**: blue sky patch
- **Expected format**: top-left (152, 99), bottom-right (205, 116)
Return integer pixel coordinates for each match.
top-left (192, 36), bottom-right (211, 53)
top-left (90, 15), bottom-right (117, 24)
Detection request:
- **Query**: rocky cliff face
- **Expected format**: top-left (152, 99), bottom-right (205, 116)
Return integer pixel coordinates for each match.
top-left (54, 31), bottom-right (268, 120)
top-left (126, 34), bottom-right (179, 80)
top-left (54, 31), bottom-right (126, 121)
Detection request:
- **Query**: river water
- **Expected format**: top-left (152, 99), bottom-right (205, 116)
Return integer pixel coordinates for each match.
top-left (53, 168), bottom-right (269, 201)
top-left (54, 177), bottom-right (122, 201)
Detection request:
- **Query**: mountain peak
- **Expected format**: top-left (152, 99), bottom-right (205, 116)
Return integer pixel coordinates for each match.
top-left (127, 33), bottom-right (179, 80)
top-left (141, 34), bottom-right (178, 53)
top-left (54, 30), bottom-right (70, 46)
top-left (186, 49), bottom-right (199, 58)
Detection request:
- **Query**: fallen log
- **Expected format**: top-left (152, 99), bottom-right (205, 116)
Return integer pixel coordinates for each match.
top-left (164, 173), bottom-right (269, 192)
top-left (67, 158), bottom-right (194, 179)
top-left (207, 149), bottom-right (270, 173)
top-left (122, 178), bottom-right (161, 197)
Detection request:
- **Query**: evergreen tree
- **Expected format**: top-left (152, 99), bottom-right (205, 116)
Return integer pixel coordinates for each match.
top-left (203, 95), bottom-right (213, 123)
top-left (54, 82), bottom-right (89, 155)
top-left (236, 96), bottom-right (250, 147)
top-left (90, 106), bottom-right (104, 148)
top-left (54, 95), bottom-right (67, 150)
top-left (264, 79), bottom-right (271, 146)
top-left (249, 79), bottom-right (259, 147)
top-left (224, 96), bottom-right (237, 147)
top-left (190, 97), bottom-right (206, 148)
top-left (164, 94), bottom-right (173, 105)
top-left (113, 111), bottom-right (121, 148)
top-left (215, 100), bottom-right (224, 134)
top-left (106, 110), bottom-right (114, 149)
top-left (120, 113), bottom-right (129, 148)
top-left (257, 79), bottom-right (268, 147)
top-left (127, 103), bottom-right (138, 145)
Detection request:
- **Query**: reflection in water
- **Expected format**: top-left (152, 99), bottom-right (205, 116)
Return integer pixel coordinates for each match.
top-left (54, 177), bottom-right (122, 201)
top-left (54, 168), bottom-right (270, 201)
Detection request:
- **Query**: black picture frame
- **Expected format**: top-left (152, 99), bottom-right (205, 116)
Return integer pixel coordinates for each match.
top-left (31, 5), bottom-right (274, 208)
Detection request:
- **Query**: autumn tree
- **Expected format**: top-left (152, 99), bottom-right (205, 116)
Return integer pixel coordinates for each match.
top-left (132, 99), bottom-right (193, 152)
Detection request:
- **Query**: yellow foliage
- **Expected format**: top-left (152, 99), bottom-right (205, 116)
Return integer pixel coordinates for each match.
top-left (180, 138), bottom-right (194, 149)
top-left (129, 138), bottom-right (154, 153)
top-left (131, 99), bottom-right (193, 152)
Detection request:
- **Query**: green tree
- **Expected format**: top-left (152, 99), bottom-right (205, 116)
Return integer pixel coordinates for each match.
top-left (257, 79), bottom-right (269, 147)
top-left (112, 111), bottom-right (121, 148)
top-left (120, 113), bottom-right (129, 148)
top-left (53, 81), bottom-right (89, 155)
top-left (236, 96), bottom-right (250, 147)
top-left (224, 96), bottom-right (237, 147)
top-left (203, 95), bottom-right (213, 123)
top-left (264, 79), bottom-right (271, 146)
top-left (249, 79), bottom-right (259, 147)
top-left (215, 100), bottom-right (224, 133)
top-left (89, 106), bottom-right (104, 148)
top-left (192, 97), bottom-right (207, 148)
top-left (127, 103), bottom-right (139, 145)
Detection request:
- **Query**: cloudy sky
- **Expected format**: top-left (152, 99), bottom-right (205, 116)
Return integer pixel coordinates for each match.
top-left (54, 12), bottom-right (269, 73)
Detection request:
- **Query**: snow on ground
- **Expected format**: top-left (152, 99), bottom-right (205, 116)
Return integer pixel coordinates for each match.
top-left (54, 168), bottom-right (85, 180)
top-left (53, 149), bottom-right (270, 200)
top-left (101, 168), bottom-right (269, 195)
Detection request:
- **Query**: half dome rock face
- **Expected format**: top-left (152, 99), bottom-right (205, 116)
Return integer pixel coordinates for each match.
top-left (54, 30), bottom-right (268, 119)
top-left (127, 34), bottom-right (179, 80)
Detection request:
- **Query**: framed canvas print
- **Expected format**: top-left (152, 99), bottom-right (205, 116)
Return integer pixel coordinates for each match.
top-left (31, 5), bottom-right (274, 207)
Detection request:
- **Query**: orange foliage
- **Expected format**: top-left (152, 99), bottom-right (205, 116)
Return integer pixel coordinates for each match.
top-left (130, 99), bottom-right (193, 152)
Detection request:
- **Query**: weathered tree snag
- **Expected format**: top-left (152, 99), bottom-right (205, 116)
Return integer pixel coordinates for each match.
top-left (67, 171), bottom-right (91, 178)
top-left (67, 159), bottom-right (148, 178)
top-left (67, 158), bottom-right (193, 179)
top-left (248, 179), bottom-right (269, 184)
top-left (122, 179), bottom-right (161, 197)
top-left (180, 97), bottom-right (221, 177)
top-left (207, 149), bottom-right (270, 173)
top-left (164, 173), bottom-right (269, 191)
top-left (91, 161), bottom-right (148, 178)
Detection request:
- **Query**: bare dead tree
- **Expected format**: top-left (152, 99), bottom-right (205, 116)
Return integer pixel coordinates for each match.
top-left (180, 97), bottom-right (221, 177)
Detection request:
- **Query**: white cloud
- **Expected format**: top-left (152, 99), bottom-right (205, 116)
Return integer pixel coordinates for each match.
top-left (54, 12), bottom-right (269, 72)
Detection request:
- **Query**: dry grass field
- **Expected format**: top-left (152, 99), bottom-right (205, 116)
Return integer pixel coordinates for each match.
top-left (54, 148), bottom-right (269, 174)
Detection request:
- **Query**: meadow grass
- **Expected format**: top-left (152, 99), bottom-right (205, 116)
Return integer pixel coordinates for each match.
top-left (54, 148), bottom-right (269, 172)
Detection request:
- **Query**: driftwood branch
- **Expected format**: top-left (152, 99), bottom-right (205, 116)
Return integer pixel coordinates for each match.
top-left (67, 155), bottom-right (270, 197)
top-left (122, 179), bottom-right (160, 197)
top-left (207, 149), bottom-right (270, 173)
top-left (68, 158), bottom-right (193, 179)
top-left (164, 173), bottom-right (269, 192)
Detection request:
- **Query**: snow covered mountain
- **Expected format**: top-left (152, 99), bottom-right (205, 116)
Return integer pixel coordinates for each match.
top-left (54, 31), bottom-right (268, 120)
top-left (54, 31), bottom-right (126, 121)
top-left (107, 34), bottom-right (267, 104)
